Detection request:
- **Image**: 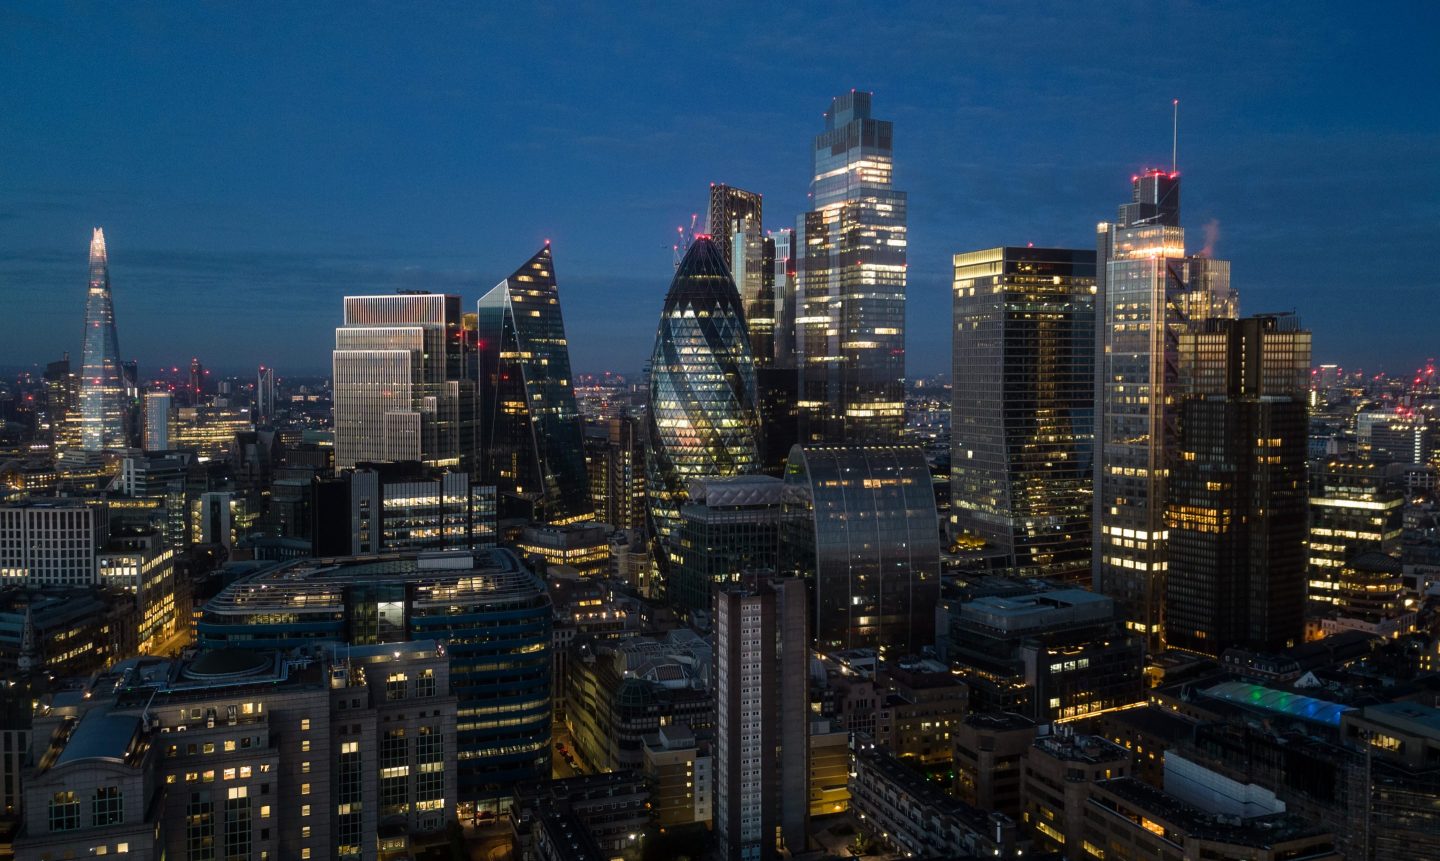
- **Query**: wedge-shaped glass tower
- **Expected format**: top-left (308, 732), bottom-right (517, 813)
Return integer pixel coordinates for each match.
top-left (477, 244), bottom-right (592, 523)
top-left (79, 228), bottom-right (128, 453)
top-left (646, 237), bottom-right (762, 567)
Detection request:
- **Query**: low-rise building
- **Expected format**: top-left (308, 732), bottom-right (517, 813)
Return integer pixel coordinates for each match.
top-left (641, 723), bottom-right (711, 826)
top-left (1022, 731), bottom-right (1131, 855)
top-left (850, 744), bottom-right (1023, 859)
top-left (15, 641), bottom-right (457, 861)
top-left (808, 719), bottom-right (850, 816)
top-left (510, 772), bottom-right (649, 861)
top-left (1080, 777), bottom-right (1341, 861)
top-left (954, 711), bottom-right (1035, 819)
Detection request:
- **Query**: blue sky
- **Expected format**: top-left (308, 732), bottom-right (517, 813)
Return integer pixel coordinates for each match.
top-left (2, 2), bottom-right (1437, 377)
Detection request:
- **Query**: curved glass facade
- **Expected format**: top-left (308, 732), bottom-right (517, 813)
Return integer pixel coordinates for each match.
top-left (782, 444), bottom-right (941, 658)
top-left (79, 228), bottom-right (128, 452)
top-left (646, 237), bottom-right (762, 567)
top-left (477, 245), bottom-right (592, 523)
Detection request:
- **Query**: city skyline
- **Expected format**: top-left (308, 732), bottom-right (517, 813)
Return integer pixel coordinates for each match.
top-left (2, 4), bottom-right (1437, 378)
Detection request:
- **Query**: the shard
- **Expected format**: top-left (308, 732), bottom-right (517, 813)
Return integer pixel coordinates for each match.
top-left (79, 228), bottom-right (128, 452)
top-left (646, 237), bottom-right (762, 568)
top-left (477, 244), bottom-right (592, 523)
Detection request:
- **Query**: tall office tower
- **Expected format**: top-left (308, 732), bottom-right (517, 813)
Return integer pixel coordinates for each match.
top-left (715, 575), bottom-right (809, 860)
top-left (599, 415), bottom-right (647, 533)
top-left (186, 357), bottom-right (205, 406)
top-left (1093, 168), bottom-right (1236, 648)
top-left (796, 91), bottom-right (907, 444)
top-left (143, 391), bottom-right (171, 450)
top-left (950, 246), bottom-right (1096, 582)
top-left (78, 228), bottom-right (128, 453)
top-left (708, 183), bottom-right (763, 263)
top-left (770, 229), bottom-right (798, 368)
top-left (1166, 315), bottom-right (1311, 656)
top-left (332, 292), bottom-right (477, 472)
top-left (311, 462), bottom-right (497, 556)
top-left (255, 365), bottom-right (277, 426)
top-left (477, 245), bottom-right (592, 523)
top-left (782, 444), bottom-right (941, 658)
top-left (43, 355), bottom-right (80, 451)
top-left (646, 237), bottom-right (762, 566)
top-left (1307, 458), bottom-right (1402, 607)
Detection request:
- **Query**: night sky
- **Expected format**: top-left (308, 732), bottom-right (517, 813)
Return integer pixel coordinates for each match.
top-left (2, 3), bottom-right (1437, 379)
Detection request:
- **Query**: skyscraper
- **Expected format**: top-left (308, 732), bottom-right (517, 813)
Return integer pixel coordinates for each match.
top-left (646, 237), bottom-right (762, 567)
top-left (707, 183), bottom-right (763, 263)
top-left (951, 246), bottom-right (1096, 582)
top-left (1307, 458), bottom-right (1402, 607)
top-left (332, 293), bottom-right (476, 472)
top-left (1166, 315), bottom-right (1311, 656)
top-left (143, 391), bottom-right (171, 451)
top-left (782, 444), bottom-right (941, 658)
top-left (255, 365), bottom-right (277, 426)
top-left (796, 91), bottom-right (907, 444)
top-left (714, 575), bottom-right (809, 860)
top-left (78, 228), bottom-right (128, 453)
top-left (476, 244), bottom-right (592, 523)
top-left (1093, 169), bottom-right (1236, 647)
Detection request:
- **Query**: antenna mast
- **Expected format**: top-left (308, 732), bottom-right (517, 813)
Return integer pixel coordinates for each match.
top-left (1172, 99), bottom-right (1179, 173)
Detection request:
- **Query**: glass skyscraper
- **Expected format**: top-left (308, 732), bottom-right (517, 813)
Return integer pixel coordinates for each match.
top-left (951, 246), bottom-right (1096, 582)
top-left (796, 91), bottom-right (907, 444)
top-left (78, 228), bottom-right (128, 453)
top-left (782, 444), bottom-right (941, 659)
top-left (1093, 169), bottom-right (1236, 648)
top-left (1166, 315), bottom-right (1311, 656)
top-left (646, 237), bottom-right (762, 567)
top-left (332, 293), bottom-right (476, 472)
top-left (476, 244), bottom-right (592, 524)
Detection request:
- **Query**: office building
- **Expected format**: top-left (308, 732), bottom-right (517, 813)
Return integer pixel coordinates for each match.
top-left (15, 641), bottom-right (456, 861)
top-left (796, 91), bottom-right (907, 444)
top-left (671, 475), bottom-right (783, 614)
top-left (1078, 777), bottom-right (1340, 861)
top-left (255, 365), bottom-right (276, 426)
top-left (0, 586), bottom-right (138, 677)
top-left (944, 580), bottom-right (1144, 722)
top-left (715, 576), bottom-right (808, 861)
top-left (509, 772), bottom-right (651, 861)
top-left (96, 530), bottom-right (179, 651)
top-left (143, 391), bottom-right (170, 451)
top-left (1093, 169), bottom-right (1237, 648)
top-left (646, 237), bottom-right (762, 562)
top-left (75, 228), bottom-right (129, 455)
top-left (1022, 731), bottom-right (1132, 855)
top-left (513, 521), bottom-right (610, 577)
top-left (782, 444), bottom-right (940, 658)
top-left (1165, 315), bottom-right (1310, 656)
top-left (197, 548), bottom-right (549, 815)
top-left (169, 406), bottom-right (254, 461)
top-left (707, 183), bottom-right (763, 260)
top-left (850, 745), bottom-right (1023, 859)
top-left (312, 462), bottom-right (496, 556)
top-left (0, 499), bottom-right (105, 587)
top-left (564, 630), bottom-right (714, 774)
top-left (332, 292), bottom-right (476, 472)
top-left (951, 246), bottom-right (1096, 581)
top-left (1308, 458), bottom-right (1402, 607)
top-left (594, 415), bottom-right (646, 533)
top-left (808, 719), bottom-right (850, 816)
top-left (642, 723), bottom-right (713, 827)
top-left (477, 245), bottom-right (592, 523)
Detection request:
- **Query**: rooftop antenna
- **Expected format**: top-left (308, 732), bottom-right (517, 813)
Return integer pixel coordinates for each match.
top-left (1171, 99), bottom-right (1179, 174)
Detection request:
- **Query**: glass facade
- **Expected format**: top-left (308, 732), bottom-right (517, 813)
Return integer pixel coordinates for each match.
top-left (476, 245), bottom-right (592, 523)
top-left (797, 92), bottom-right (907, 444)
top-left (1167, 316), bottom-right (1311, 656)
top-left (782, 444), bottom-right (941, 658)
top-left (1307, 458), bottom-right (1402, 606)
top-left (671, 475), bottom-right (784, 613)
top-left (1093, 170), bottom-right (1236, 648)
top-left (79, 228), bottom-right (128, 453)
top-left (333, 293), bottom-right (476, 472)
top-left (646, 237), bottom-right (762, 565)
top-left (951, 247), bottom-right (1096, 582)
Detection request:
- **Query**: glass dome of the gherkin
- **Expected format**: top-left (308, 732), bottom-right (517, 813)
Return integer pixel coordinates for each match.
top-left (645, 238), bottom-right (762, 556)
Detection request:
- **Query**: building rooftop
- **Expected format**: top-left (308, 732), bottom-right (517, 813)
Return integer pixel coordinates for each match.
top-left (1092, 777), bottom-right (1334, 847)
top-left (1354, 701), bottom-right (1440, 738)
top-left (1033, 731), bottom-right (1130, 764)
top-left (956, 588), bottom-right (1114, 635)
top-left (53, 711), bottom-right (142, 767)
top-left (1200, 681), bottom-right (1356, 728)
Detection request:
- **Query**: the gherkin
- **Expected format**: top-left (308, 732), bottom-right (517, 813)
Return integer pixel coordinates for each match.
top-left (646, 237), bottom-right (762, 569)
